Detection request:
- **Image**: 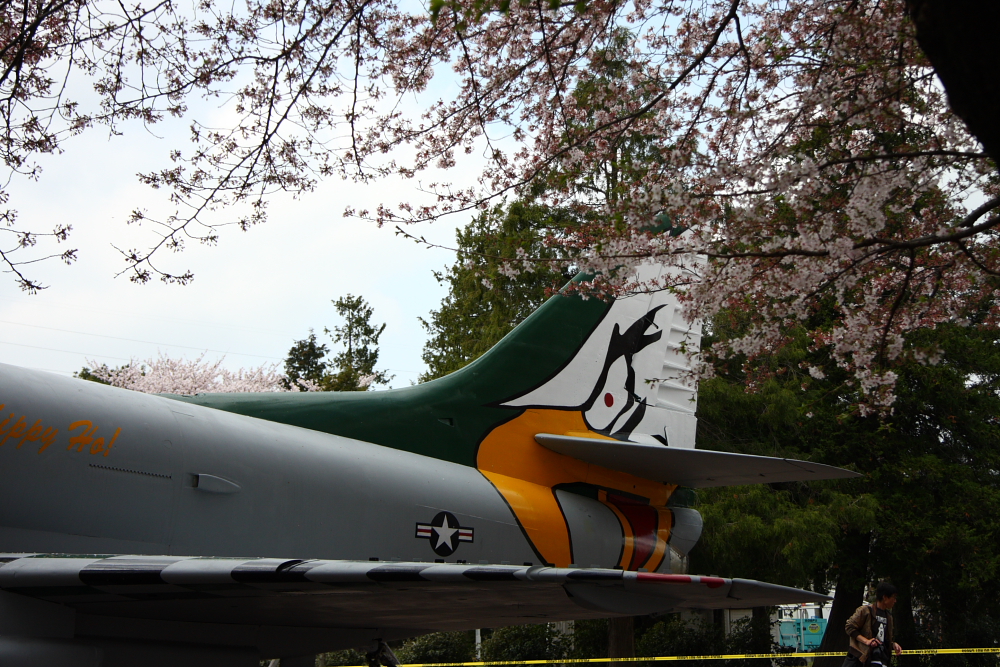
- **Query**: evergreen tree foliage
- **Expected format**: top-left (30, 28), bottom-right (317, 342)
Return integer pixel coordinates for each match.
top-left (419, 202), bottom-right (575, 382)
top-left (281, 331), bottom-right (330, 390)
top-left (282, 295), bottom-right (392, 391)
top-left (695, 312), bottom-right (1000, 662)
top-left (864, 324), bottom-right (1000, 662)
top-left (325, 295), bottom-right (393, 391)
top-left (692, 482), bottom-right (874, 590)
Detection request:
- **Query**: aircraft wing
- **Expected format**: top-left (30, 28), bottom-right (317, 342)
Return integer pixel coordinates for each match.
top-left (0, 555), bottom-right (827, 640)
top-left (535, 434), bottom-right (860, 487)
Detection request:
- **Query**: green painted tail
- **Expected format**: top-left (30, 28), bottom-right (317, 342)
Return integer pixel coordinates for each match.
top-left (173, 265), bottom-right (700, 467)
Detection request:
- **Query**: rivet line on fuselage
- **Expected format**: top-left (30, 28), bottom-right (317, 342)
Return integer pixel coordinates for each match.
top-left (88, 463), bottom-right (172, 479)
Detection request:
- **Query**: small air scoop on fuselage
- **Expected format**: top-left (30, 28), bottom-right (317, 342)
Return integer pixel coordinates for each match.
top-left (534, 434), bottom-right (861, 488)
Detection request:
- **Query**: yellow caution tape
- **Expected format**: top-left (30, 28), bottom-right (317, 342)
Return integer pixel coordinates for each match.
top-left (345, 647), bottom-right (1000, 667)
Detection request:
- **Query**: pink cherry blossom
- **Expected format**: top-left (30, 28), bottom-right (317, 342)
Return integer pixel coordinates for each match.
top-left (87, 353), bottom-right (317, 394)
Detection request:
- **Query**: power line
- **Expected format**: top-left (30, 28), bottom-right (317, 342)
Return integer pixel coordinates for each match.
top-left (0, 295), bottom-right (295, 338)
top-left (0, 340), bottom-right (131, 362)
top-left (0, 319), bottom-right (282, 361)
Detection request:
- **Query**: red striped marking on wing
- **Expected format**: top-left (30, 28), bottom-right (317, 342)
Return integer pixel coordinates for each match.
top-left (636, 573), bottom-right (728, 589)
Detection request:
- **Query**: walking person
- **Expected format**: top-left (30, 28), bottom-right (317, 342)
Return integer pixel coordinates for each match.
top-left (845, 582), bottom-right (904, 667)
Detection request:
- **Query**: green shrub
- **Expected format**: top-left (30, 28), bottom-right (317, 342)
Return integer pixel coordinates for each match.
top-left (480, 624), bottom-right (570, 662)
top-left (569, 619), bottom-right (609, 660)
top-left (320, 648), bottom-right (367, 666)
top-left (396, 632), bottom-right (476, 665)
top-left (636, 614), bottom-right (724, 667)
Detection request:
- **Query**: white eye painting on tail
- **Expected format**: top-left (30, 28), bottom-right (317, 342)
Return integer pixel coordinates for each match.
top-left (502, 263), bottom-right (702, 449)
top-left (580, 304), bottom-right (666, 436)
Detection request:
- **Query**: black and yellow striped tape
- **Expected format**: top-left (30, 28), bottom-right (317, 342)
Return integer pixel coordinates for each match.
top-left (349, 648), bottom-right (1000, 667)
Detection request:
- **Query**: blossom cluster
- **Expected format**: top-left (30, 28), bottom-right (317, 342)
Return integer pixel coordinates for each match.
top-left (87, 353), bottom-right (316, 394)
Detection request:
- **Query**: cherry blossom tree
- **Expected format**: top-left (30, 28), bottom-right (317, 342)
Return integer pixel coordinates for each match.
top-left (86, 353), bottom-right (316, 393)
top-left (5, 0), bottom-right (998, 406)
top-left (384, 0), bottom-right (995, 409)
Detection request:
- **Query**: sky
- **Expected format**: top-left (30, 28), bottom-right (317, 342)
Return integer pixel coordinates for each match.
top-left (0, 110), bottom-right (470, 388)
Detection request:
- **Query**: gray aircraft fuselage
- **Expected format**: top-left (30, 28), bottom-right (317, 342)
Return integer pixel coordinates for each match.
top-left (0, 364), bottom-right (545, 566)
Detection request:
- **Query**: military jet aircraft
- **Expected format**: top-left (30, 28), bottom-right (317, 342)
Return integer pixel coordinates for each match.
top-left (0, 263), bottom-right (858, 667)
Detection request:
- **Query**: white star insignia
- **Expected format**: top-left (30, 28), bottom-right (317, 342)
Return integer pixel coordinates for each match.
top-left (433, 520), bottom-right (458, 549)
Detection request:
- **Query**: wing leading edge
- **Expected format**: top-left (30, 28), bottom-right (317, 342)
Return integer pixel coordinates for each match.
top-left (535, 434), bottom-right (861, 487)
top-left (0, 554), bottom-right (827, 630)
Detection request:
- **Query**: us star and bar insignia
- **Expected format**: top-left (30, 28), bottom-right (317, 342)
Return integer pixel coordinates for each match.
top-left (415, 511), bottom-right (474, 557)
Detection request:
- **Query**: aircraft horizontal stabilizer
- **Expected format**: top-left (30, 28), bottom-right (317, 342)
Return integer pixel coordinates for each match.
top-left (535, 434), bottom-right (860, 487)
top-left (0, 555), bottom-right (827, 642)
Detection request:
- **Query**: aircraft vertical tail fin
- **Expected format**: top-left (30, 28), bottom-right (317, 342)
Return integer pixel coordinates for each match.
top-left (171, 261), bottom-right (703, 463)
top-left (469, 262), bottom-right (702, 448)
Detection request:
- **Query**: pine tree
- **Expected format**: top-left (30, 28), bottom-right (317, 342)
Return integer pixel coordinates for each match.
top-left (324, 295), bottom-right (393, 391)
top-left (281, 295), bottom-right (392, 391)
top-left (282, 331), bottom-right (330, 390)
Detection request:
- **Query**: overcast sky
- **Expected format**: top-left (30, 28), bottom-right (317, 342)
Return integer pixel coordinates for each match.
top-left (0, 107), bottom-right (470, 388)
